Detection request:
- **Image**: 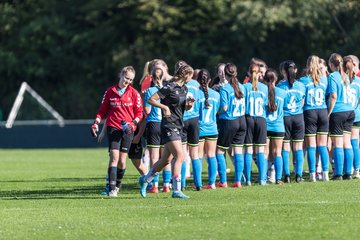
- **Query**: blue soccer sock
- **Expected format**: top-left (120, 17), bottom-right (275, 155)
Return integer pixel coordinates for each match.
top-left (172, 175), bottom-right (181, 192)
top-left (162, 170), bottom-right (171, 186)
top-left (216, 153), bottom-right (227, 183)
top-left (191, 158), bottom-right (202, 187)
top-left (282, 150), bottom-right (290, 176)
top-left (344, 148), bottom-right (353, 175)
top-left (244, 152), bottom-right (253, 183)
top-left (307, 147), bottom-right (316, 174)
top-left (234, 153), bottom-right (244, 182)
top-left (153, 174), bottom-right (159, 187)
top-left (274, 156), bottom-right (283, 181)
top-left (181, 161), bottom-right (187, 188)
top-left (295, 150), bottom-right (304, 177)
top-left (256, 152), bottom-right (266, 183)
top-left (351, 139), bottom-right (360, 170)
top-left (333, 147), bottom-right (344, 176)
top-left (208, 156), bottom-right (217, 185)
top-left (317, 146), bottom-right (329, 172)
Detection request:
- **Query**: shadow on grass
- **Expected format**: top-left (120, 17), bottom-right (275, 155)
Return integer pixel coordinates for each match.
top-left (0, 177), bottom-right (104, 183)
top-left (0, 177), bottom-right (142, 200)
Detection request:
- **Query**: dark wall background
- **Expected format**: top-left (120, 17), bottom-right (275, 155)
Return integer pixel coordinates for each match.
top-left (0, 0), bottom-right (359, 121)
top-left (0, 123), bottom-right (107, 148)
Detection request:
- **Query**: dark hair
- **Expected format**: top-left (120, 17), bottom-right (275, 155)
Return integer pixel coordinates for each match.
top-left (329, 53), bottom-right (347, 87)
top-left (263, 69), bottom-right (278, 113)
top-left (283, 60), bottom-right (297, 88)
top-left (174, 60), bottom-right (188, 76)
top-left (175, 64), bottom-right (194, 80)
top-left (224, 63), bottom-right (243, 99)
top-left (197, 69), bottom-right (211, 108)
top-left (151, 67), bottom-right (163, 87)
top-left (209, 63), bottom-right (225, 88)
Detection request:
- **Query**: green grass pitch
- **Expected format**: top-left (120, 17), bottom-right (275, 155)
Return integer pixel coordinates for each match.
top-left (1, 149), bottom-right (360, 239)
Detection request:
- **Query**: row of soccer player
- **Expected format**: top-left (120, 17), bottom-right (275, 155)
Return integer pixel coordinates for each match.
top-left (91, 53), bottom-right (360, 198)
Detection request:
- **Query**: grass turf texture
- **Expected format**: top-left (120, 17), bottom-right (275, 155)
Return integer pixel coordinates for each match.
top-left (1, 149), bottom-right (360, 240)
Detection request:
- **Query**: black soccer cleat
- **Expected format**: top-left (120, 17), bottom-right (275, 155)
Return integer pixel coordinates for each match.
top-left (295, 174), bottom-right (303, 183)
top-left (343, 174), bottom-right (352, 180)
top-left (284, 175), bottom-right (291, 183)
top-left (332, 175), bottom-right (343, 181)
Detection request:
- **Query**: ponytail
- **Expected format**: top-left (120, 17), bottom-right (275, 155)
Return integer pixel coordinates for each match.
top-left (343, 56), bottom-right (355, 83)
top-left (225, 63), bottom-right (243, 99)
top-left (263, 69), bottom-right (278, 113)
top-left (197, 69), bottom-right (211, 108)
top-left (249, 64), bottom-right (260, 91)
top-left (306, 55), bottom-right (321, 86)
top-left (329, 53), bottom-right (347, 87)
top-left (284, 61), bottom-right (297, 88)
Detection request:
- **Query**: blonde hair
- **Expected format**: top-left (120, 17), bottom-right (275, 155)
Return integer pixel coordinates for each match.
top-left (249, 64), bottom-right (260, 91)
top-left (329, 53), bottom-right (347, 87)
top-left (139, 61), bottom-right (151, 84)
top-left (306, 55), bottom-right (321, 86)
top-left (119, 66), bottom-right (135, 78)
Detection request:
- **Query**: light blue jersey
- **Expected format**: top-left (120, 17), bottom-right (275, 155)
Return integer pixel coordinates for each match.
top-left (299, 75), bottom-right (328, 111)
top-left (183, 79), bottom-right (200, 121)
top-left (277, 80), bottom-right (305, 116)
top-left (350, 76), bottom-right (360, 123)
top-left (199, 88), bottom-right (220, 137)
top-left (219, 83), bottom-right (246, 120)
top-left (327, 71), bottom-right (353, 113)
top-left (244, 82), bottom-right (268, 119)
top-left (144, 86), bottom-right (162, 123)
top-left (266, 87), bottom-right (286, 133)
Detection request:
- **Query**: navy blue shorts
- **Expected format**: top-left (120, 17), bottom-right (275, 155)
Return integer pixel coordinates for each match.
top-left (284, 114), bottom-right (305, 142)
top-left (267, 131), bottom-right (285, 139)
top-left (128, 142), bottom-right (143, 159)
top-left (181, 117), bottom-right (200, 145)
top-left (217, 117), bottom-right (246, 149)
top-left (244, 116), bottom-right (267, 145)
top-left (146, 122), bottom-right (161, 147)
top-left (199, 135), bottom-right (218, 141)
top-left (304, 109), bottom-right (329, 136)
top-left (329, 111), bottom-right (355, 136)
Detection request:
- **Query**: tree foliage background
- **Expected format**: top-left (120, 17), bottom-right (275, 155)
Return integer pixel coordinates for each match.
top-left (0, 0), bottom-right (359, 120)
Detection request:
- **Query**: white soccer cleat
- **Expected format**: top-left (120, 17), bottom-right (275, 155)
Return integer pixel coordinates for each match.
top-left (108, 189), bottom-right (118, 197)
top-left (353, 169), bottom-right (360, 179)
top-left (322, 171), bottom-right (329, 181)
top-left (309, 172), bottom-right (316, 182)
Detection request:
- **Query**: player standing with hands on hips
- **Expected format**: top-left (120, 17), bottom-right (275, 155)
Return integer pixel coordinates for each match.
top-left (91, 66), bottom-right (143, 197)
top-left (139, 64), bottom-right (195, 199)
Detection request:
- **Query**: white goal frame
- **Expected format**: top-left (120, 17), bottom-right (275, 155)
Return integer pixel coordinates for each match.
top-left (5, 82), bottom-right (65, 128)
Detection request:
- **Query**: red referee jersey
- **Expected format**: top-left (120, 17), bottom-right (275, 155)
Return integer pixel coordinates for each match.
top-left (96, 85), bottom-right (143, 131)
top-left (357, 71), bottom-right (360, 78)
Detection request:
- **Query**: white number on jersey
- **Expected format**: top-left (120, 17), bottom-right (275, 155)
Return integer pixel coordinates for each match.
top-left (249, 97), bottom-right (264, 116)
top-left (287, 96), bottom-right (296, 112)
top-left (308, 88), bottom-right (324, 106)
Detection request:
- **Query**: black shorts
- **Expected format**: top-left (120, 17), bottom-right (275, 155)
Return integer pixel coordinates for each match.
top-left (284, 114), bottom-right (305, 142)
top-left (267, 131), bottom-right (285, 139)
top-left (146, 122), bottom-right (161, 147)
top-left (199, 135), bottom-right (218, 142)
top-left (353, 121), bottom-right (360, 128)
top-left (304, 109), bottom-right (329, 136)
top-left (329, 111), bottom-right (355, 136)
top-left (107, 127), bottom-right (134, 153)
top-left (128, 142), bottom-right (143, 159)
top-left (161, 127), bottom-right (182, 144)
top-left (217, 117), bottom-right (246, 149)
top-left (244, 116), bottom-right (267, 146)
top-left (181, 117), bottom-right (200, 145)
